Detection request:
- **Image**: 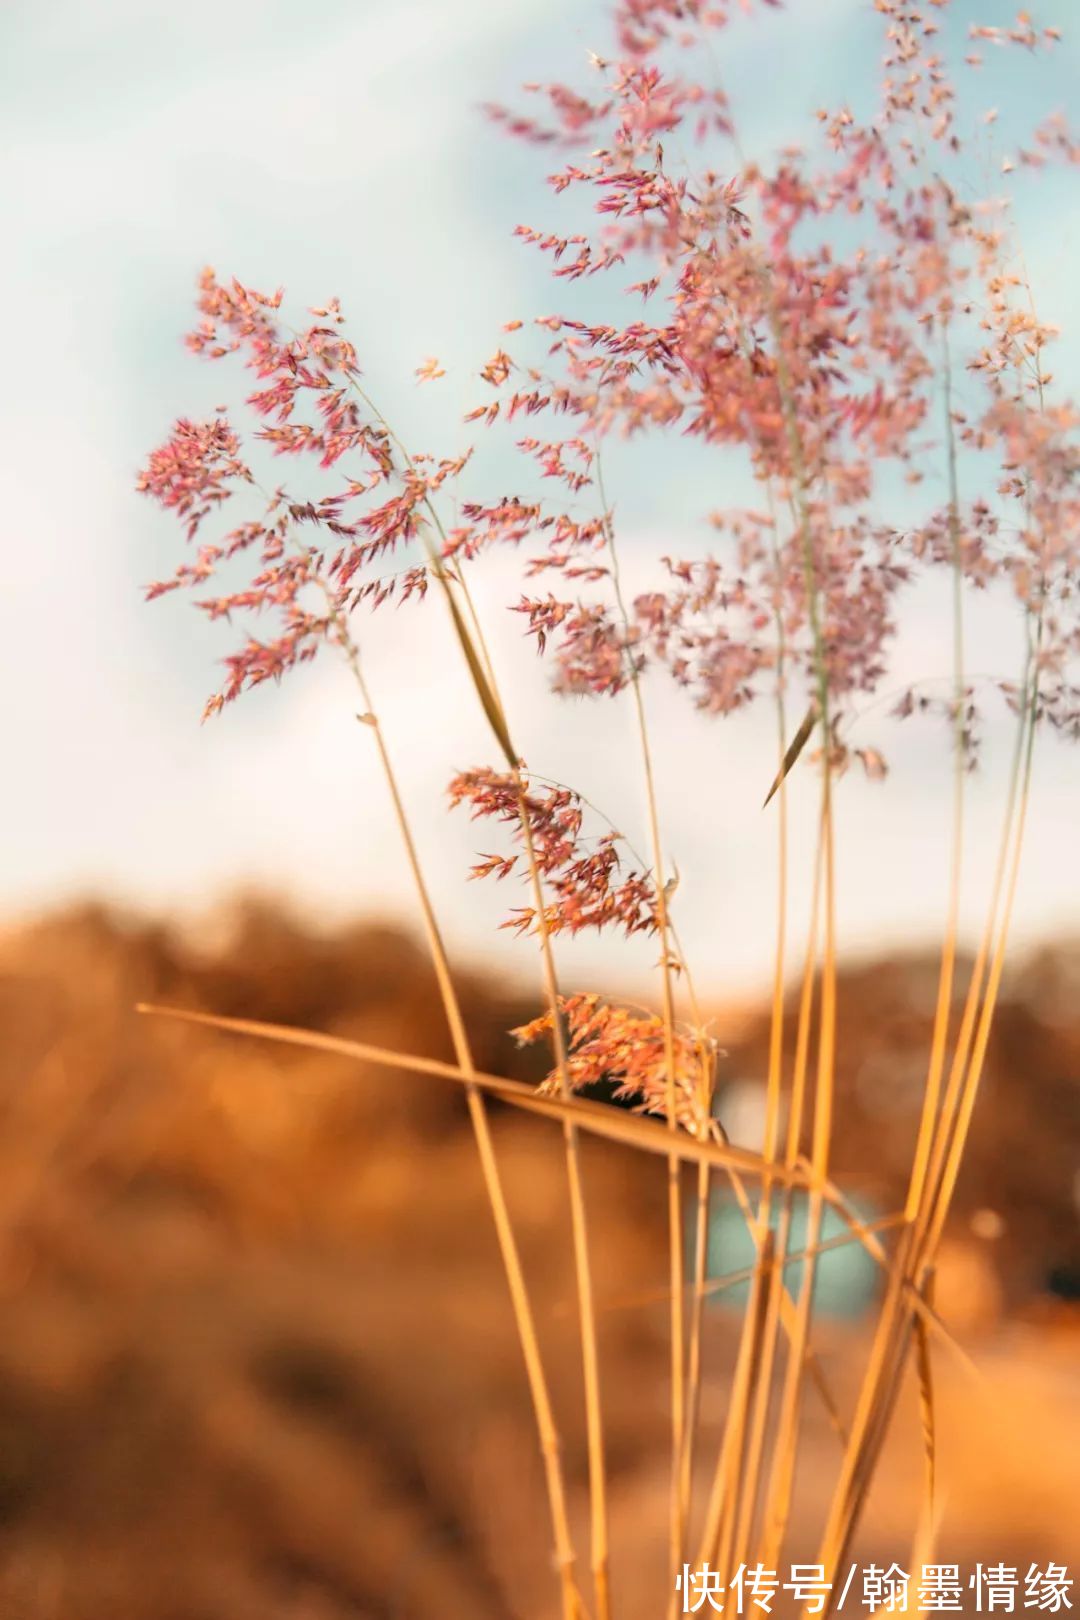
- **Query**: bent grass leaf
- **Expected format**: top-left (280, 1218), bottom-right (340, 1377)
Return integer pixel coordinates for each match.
top-left (137, 1000), bottom-right (805, 1184)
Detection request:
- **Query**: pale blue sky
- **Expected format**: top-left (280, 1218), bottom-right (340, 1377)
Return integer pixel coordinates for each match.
top-left (2, 0), bottom-right (1078, 997)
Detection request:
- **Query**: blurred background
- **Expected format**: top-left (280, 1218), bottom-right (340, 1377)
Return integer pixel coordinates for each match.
top-left (1, 0), bottom-right (1078, 1615)
top-left (0, 904), bottom-right (1075, 1618)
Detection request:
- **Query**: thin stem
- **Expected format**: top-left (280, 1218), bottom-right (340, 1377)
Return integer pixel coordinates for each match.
top-left (515, 779), bottom-right (612, 1620)
top-left (922, 640), bottom-right (1040, 1257)
top-left (726, 484), bottom-right (793, 1570)
top-left (221, 488), bottom-right (583, 1615)
top-left (597, 463), bottom-right (685, 1590)
top-left (750, 271), bottom-right (840, 1572)
top-left (326, 374), bottom-right (611, 1619)
top-left (698, 810), bottom-right (825, 1573)
top-left (334, 618), bottom-right (582, 1620)
top-left (915, 262), bottom-right (1050, 1266)
top-left (695, 1232), bottom-right (775, 1572)
top-left (814, 568), bottom-right (1041, 1616)
top-left (756, 791), bottom-right (834, 1568)
top-left (905, 321), bottom-right (967, 1227)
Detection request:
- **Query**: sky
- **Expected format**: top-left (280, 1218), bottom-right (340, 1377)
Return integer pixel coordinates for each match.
top-left (2, 0), bottom-right (1079, 1001)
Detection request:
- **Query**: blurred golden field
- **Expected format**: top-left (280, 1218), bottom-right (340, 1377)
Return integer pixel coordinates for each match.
top-left (0, 903), bottom-right (1074, 1619)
